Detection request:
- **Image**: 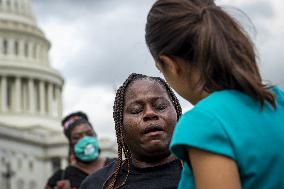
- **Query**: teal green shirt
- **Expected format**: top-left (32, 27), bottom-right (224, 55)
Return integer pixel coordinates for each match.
top-left (171, 87), bottom-right (284, 189)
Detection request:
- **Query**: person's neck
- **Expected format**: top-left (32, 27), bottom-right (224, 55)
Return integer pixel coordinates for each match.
top-left (188, 90), bottom-right (210, 105)
top-left (75, 157), bottom-right (106, 174)
top-left (131, 154), bottom-right (176, 169)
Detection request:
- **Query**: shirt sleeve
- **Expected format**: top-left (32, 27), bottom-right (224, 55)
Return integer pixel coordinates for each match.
top-left (170, 107), bottom-right (236, 161)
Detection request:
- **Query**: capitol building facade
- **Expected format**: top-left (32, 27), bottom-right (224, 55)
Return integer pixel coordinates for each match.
top-left (0, 0), bottom-right (116, 189)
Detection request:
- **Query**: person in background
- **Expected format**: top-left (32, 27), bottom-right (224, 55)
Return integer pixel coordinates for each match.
top-left (81, 73), bottom-right (183, 189)
top-left (45, 111), bottom-right (115, 189)
top-left (145, 0), bottom-right (284, 189)
top-left (44, 148), bottom-right (76, 189)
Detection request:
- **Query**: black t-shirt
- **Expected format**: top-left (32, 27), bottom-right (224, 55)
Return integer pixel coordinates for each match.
top-left (81, 159), bottom-right (182, 189)
top-left (47, 166), bottom-right (87, 189)
top-left (47, 158), bottom-right (115, 189)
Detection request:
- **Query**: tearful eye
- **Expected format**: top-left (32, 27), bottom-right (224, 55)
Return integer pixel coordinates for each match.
top-left (155, 103), bottom-right (167, 111)
top-left (72, 136), bottom-right (80, 141)
top-left (86, 131), bottom-right (94, 136)
top-left (129, 107), bottom-right (143, 114)
top-left (72, 137), bottom-right (80, 144)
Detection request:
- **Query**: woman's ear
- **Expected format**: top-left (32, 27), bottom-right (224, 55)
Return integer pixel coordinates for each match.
top-left (159, 55), bottom-right (181, 76)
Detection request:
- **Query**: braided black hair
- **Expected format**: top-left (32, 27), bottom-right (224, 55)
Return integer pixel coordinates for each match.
top-left (103, 73), bottom-right (182, 189)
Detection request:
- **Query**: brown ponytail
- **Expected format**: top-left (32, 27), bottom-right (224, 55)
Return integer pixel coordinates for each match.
top-left (145, 0), bottom-right (276, 108)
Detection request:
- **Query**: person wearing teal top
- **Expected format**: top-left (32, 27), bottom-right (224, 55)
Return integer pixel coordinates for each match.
top-left (145, 0), bottom-right (284, 189)
top-left (171, 87), bottom-right (284, 189)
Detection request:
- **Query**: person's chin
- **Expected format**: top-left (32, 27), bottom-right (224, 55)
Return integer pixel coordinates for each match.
top-left (144, 142), bottom-right (170, 154)
top-left (75, 158), bottom-right (96, 165)
top-left (143, 149), bottom-right (171, 162)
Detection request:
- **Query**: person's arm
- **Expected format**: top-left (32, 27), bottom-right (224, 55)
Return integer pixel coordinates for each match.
top-left (188, 148), bottom-right (241, 189)
top-left (55, 180), bottom-right (71, 189)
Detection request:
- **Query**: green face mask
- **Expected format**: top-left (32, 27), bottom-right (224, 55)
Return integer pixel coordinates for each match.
top-left (74, 136), bottom-right (100, 162)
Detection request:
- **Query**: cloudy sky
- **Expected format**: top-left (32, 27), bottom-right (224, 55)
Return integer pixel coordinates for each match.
top-left (31, 0), bottom-right (284, 139)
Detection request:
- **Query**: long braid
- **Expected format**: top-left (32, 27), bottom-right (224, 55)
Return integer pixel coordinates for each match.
top-left (103, 74), bottom-right (138, 189)
top-left (103, 73), bottom-right (182, 189)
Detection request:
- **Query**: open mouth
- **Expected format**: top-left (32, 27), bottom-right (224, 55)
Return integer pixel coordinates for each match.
top-left (143, 125), bottom-right (164, 135)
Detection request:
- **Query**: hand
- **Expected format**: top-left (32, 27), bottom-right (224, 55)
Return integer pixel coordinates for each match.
top-left (55, 180), bottom-right (71, 189)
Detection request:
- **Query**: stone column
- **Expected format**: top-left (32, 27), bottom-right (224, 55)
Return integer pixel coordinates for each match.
top-left (33, 44), bottom-right (37, 59)
top-left (14, 0), bottom-right (19, 13)
top-left (47, 82), bottom-right (53, 116)
top-left (55, 86), bottom-right (62, 118)
top-left (39, 80), bottom-right (45, 114)
top-left (1, 76), bottom-right (7, 112)
top-left (41, 45), bottom-right (45, 62)
top-left (41, 46), bottom-right (45, 63)
top-left (2, 0), bottom-right (7, 10)
top-left (36, 44), bottom-right (41, 61)
top-left (59, 88), bottom-right (63, 118)
top-left (28, 78), bottom-right (35, 113)
top-left (8, 38), bottom-right (14, 55)
top-left (24, 42), bottom-right (28, 57)
top-left (19, 40), bottom-right (25, 58)
top-left (61, 157), bottom-right (68, 170)
top-left (28, 41), bottom-right (33, 60)
top-left (14, 77), bottom-right (21, 112)
top-left (10, 0), bottom-right (15, 12)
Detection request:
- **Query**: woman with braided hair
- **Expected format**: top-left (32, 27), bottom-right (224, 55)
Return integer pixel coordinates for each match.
top-left (81, 73), bottom-right (183, 189)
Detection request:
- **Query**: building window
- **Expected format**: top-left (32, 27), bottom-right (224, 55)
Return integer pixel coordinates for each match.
top-left (45, 83), bottom-right (48, 113)
top-left (14, 41), bottom-right (19, 55)
top-left (15, 1), bottom-right (18, 12)
top-left (6, 1), bottom-right (10, 10)
top-left (17, 158), bottom-right (22, 170)
top-left (34, 81), bottom-right (40, 111)
top-left (53, 85), bottom-right (56, 100)
top-left (24, 42), bottom-right (28, 57)
top-left (33, 44), bottom-right (37, 59)
top-left (1, 156), bottom-right (5, 165)
top-left (17, 179), bottom-right (24, 189)
top-left (29, 161), bottom-right (33, 171)
top-left (51, 157), bottom-right (61, 172)
top-left (7, 78), bottom-right (13, 110)
top-left (3, 40), bottom-right (8, 54)
top-left (29, 181), bottom-right (36, 189)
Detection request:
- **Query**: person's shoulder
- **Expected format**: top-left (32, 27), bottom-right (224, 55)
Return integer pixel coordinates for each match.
top-left (51, 169), bottom-right (64, 178)
top-left (189, 89), bottom-right (254, 118)
top-left (81, 161), bottom-right (116, 189)
top-left (273, 86), bottom-right (284, 100)
top-left (196, 90), bottom-right (242, 108)
top-left (105, 157), bottom-right (117, 166)
top-left (64, 165), bottom-right (80, 173)
top-left (46, 169), bottom-right (64, 187)
top-left (90, 160), bottom-right (116, 179)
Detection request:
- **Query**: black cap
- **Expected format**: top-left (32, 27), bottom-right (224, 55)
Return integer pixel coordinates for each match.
top-left (61, 111), bottom-right (92, 140)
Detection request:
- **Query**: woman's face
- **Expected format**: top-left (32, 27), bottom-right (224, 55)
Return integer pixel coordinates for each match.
top-left (122, 79), bottom-right (177, 161)
top-left (70, 123), bottom-right (95, 145)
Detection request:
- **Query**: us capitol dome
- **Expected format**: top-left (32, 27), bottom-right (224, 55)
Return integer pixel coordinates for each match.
top-left (0, 1), bottom-right (117, 188)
